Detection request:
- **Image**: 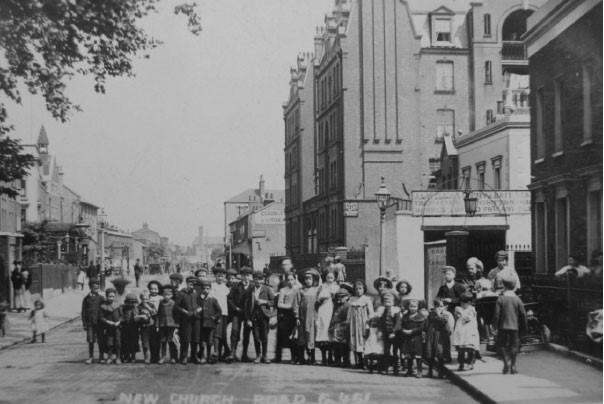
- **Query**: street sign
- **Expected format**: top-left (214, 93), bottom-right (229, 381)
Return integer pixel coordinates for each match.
top-left (344, 202), bottom-right (359, 217)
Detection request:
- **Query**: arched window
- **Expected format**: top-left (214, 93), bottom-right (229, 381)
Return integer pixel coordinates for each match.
top-left (502, 9), bottom-right (534, 41)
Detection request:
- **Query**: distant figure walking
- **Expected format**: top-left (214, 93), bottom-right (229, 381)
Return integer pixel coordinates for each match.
top-left (134, 259), bottom-right (143, 287)
top-left (11, 261), bottom-right (25, 312)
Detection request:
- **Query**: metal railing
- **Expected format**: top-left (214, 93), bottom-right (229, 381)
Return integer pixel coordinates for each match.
top-left (502, 41), bottom-right (527, 60)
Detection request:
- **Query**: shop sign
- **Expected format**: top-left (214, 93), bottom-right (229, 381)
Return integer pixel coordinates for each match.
top-left (255, 210), bottom-right (285, 225)
top-left (412, 190), bottom-right (531, 217)
top-left (344, 202), bottom-right (359, 217)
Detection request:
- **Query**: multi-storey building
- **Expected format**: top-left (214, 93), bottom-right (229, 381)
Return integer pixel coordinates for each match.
top-left (525, 0), bottom-right (602, 273)
top-left (283, 53), bottom-right (315, 257)
top-left (284, 0), bottom-right (546, 261)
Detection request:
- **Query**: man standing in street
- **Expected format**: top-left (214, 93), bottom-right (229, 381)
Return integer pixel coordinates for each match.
top-left (134, 259), bottom-right (143, 288)
top-left (227, 266), bottom-right (253, 362)
top-left (244, 271), bottom-right (275, 364)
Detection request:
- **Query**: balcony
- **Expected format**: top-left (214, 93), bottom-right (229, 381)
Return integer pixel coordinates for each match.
top-left (501, 41), bottom-right (527, 62)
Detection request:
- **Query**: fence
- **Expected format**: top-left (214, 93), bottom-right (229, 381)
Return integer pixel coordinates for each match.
top-left (521, 273), bottom-right (602, 357)
top-left (28, 264), bottom-right (77, 297)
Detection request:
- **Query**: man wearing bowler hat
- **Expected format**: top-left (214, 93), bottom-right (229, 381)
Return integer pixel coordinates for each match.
top-left (244, 270), bottom-right (275, 364)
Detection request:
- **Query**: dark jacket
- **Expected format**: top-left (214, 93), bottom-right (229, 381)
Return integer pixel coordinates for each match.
top-left (157, 299), bottom-right (177, 327)
top-left (134, 263), bottom-right (143, 276)
top-left (436, 282), bottom-right (466, 312)
top-left (10, 269), bottom-right (23, 289)
top-left (399, 311), bottom-right (426, 354)
top-left (197, 295), bottom-right (222, 328)
top-left (174, 288), bottom-right (201, 325)
top-left (493, 293), bottom-right (527, 332)
top-left (100, 302), bottom-right (122, 326)
top-left (243, 284), bottom-right (275, 321)
top-left (228, 282), bottom-right (252, 317)
top-left (82, 293), bottom-right (105, 326)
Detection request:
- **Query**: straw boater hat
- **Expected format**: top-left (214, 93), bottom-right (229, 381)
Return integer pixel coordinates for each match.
top-left (495, 250), bottom-right (508, 259)
top-left (373, 276), bottom-right (393, 290)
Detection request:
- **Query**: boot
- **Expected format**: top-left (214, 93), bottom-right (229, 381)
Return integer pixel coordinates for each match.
top-left (427, 358), bottom-right (434, 378)
top-left (41, 333), bottom-right (45, 343)
top-left (30, 332), bottom-right (37, 343)
top-left (457, 350), bottom-right (466, 371)
top-left (393, 357), bottom-right (400, 376)
top-left (405, 358), bottom-right (413, 377)
top-left (309, 349), bottom-right (317, 365)
top-left (230, 340), bottom-right (240, 361)
top-left (355, 353), bottom-right (364, 369)
top-left (320, 348), bottom-right (327, 366)
top-left (115, 349), bottom-right (122, 365)
top-left (159, 343), bottom-right (167, 364)
top-left (466, 350), bottom-right (475, 371)
top-left (500, 349), bottom-right (509, 374)
top-left (144, 349), bottom-right (151, 364)
top-left (253, 341), bottom-right (261, 364)
top-left (191, 344), bottom-right (200, 364)
top-left (241, 342), bottom-right (251, 362)
top-left (415, 359), bottom-right (423, 378)
top-left (437, 357), bottom-right (445, 379)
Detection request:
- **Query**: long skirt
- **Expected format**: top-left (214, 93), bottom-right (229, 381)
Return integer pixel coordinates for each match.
top-left (277, 309), bottom-right (296, 349)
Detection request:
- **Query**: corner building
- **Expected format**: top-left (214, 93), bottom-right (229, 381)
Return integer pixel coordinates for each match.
top-left (284, 0), bottom-right (546, 258)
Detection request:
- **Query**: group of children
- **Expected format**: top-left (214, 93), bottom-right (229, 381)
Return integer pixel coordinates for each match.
top-left (80, 256), bottom-right (526, 377)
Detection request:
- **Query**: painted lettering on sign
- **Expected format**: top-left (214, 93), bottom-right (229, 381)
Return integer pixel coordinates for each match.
top-left (344, 202), bottom-right (359, 217)
top-left (412, 190), bottom-right (531, 216)
top-left (255, 210), bottom-right (285, 224)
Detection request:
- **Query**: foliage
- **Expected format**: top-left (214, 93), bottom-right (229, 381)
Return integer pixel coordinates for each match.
top-left (0, 0), bottom-right (202, 196)
top-left (146, 245), bottom-right (165, 260)
top-left (21, 221), bottom-right (55, 266)
top-left (210, 247), bottom-right (224, 261)
top-left (0, 105), bottom-right (34, 198)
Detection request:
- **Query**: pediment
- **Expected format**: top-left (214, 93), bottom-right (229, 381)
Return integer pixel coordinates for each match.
top-left (431, 5), bottom-right (455, 15)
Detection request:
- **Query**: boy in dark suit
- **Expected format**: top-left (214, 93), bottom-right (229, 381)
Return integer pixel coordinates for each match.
top-left (244, 271), bottom-right (275, 364)
top-left (227, 267), bottom-right (253, 362)
top-left (174, 276), bottom-right (201, 364)
top-left (197, 280), bottom-right (222, 363)
top-left (492, 276), bottom-right (527, 374)
top-left (435, 266), bottom-right (465, 363)
top-left (81, 279), bottom-right (105, 364)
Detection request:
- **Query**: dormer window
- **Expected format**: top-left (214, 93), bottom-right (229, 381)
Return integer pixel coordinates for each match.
top-left (434, 18), bottom-right (451, 43)
top-left (430, 7), bottom-right (455, 47)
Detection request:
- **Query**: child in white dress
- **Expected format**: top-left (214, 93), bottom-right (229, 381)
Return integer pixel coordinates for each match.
top-left (30, 300), bottom-right (49, 343)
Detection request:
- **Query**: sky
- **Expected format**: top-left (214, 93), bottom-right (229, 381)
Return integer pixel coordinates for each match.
top-left (8, 0), bottom-right (333, 246)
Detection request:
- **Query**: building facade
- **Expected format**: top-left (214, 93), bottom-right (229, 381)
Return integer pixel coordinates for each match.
top-left (229, 201), bottom-right (286, 271)
top-left (525, 0), bottom-right (603, 273)
top-left (284, 0), bottom-right (545, 262)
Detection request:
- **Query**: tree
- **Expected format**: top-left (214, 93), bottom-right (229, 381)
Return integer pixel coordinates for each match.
top-left (0, 0), bottom-right (201, 196)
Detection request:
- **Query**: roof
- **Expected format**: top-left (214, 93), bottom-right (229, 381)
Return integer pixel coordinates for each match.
top-left (225, 188), bottom-right (284, 204)
top-left (37, 125), bottom-right (49, 145)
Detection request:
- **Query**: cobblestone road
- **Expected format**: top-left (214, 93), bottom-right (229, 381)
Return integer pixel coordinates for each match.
top-left (0, 319), bottom-right (477, 404)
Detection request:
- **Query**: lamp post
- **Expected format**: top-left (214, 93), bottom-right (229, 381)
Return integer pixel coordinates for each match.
top-left (375, 177), bottom-right (391, 277)
top-left (98, 209), bottom-right (107, 290)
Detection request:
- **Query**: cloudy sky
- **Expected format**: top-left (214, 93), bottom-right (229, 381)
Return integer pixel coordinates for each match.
top-left (9, 0), bottom-right (333, 245)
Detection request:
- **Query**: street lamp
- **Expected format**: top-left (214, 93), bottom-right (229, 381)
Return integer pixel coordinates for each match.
top-left (463, 179), bottom-right (478, 217)
top-left (375, 177), bottom-right (391, 277)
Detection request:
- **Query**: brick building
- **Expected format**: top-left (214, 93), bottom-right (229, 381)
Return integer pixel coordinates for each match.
top-left (525, 0), bottom-right (603, 273)
top-left (284, 0), bottom-right (546, 259)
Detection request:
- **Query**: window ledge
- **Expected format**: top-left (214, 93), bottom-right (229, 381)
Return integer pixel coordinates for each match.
top-left (484, 81), bottom-right (493, 85)
top-left (580, 140), bottom-right (593, 147)
top-left (373, 139), bottom-right (380, 144)
top-left (395, 139), bottom-right (403, 144)
top-left (434, 90), bottom-right (456, 95)
top-left (552, 151), bottom-right (564, 158)
top-left (534, 158), bottom-right (545, 164)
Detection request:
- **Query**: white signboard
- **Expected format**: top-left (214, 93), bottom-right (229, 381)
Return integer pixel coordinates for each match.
top-left (255, 209), bottom-right (285, 224)
top-left (344, 202), bottom-right (359, 217)
top-left (412, 190), bottom-right (531, 217)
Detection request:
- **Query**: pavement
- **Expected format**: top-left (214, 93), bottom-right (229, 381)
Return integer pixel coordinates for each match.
top-left (441, 344), bottom-right (603, 404)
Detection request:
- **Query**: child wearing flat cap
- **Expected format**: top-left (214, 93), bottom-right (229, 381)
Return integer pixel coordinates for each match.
top-left (373, 289), bottom-right (401, 375)
top-left (197, 280), bottom-right (222, 364)
top-left (120, 293), bottom-right (141, 363)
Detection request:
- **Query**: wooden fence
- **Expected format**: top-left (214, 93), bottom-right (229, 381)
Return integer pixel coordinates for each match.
top-left (28, 264), bottom-right (77, 297)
